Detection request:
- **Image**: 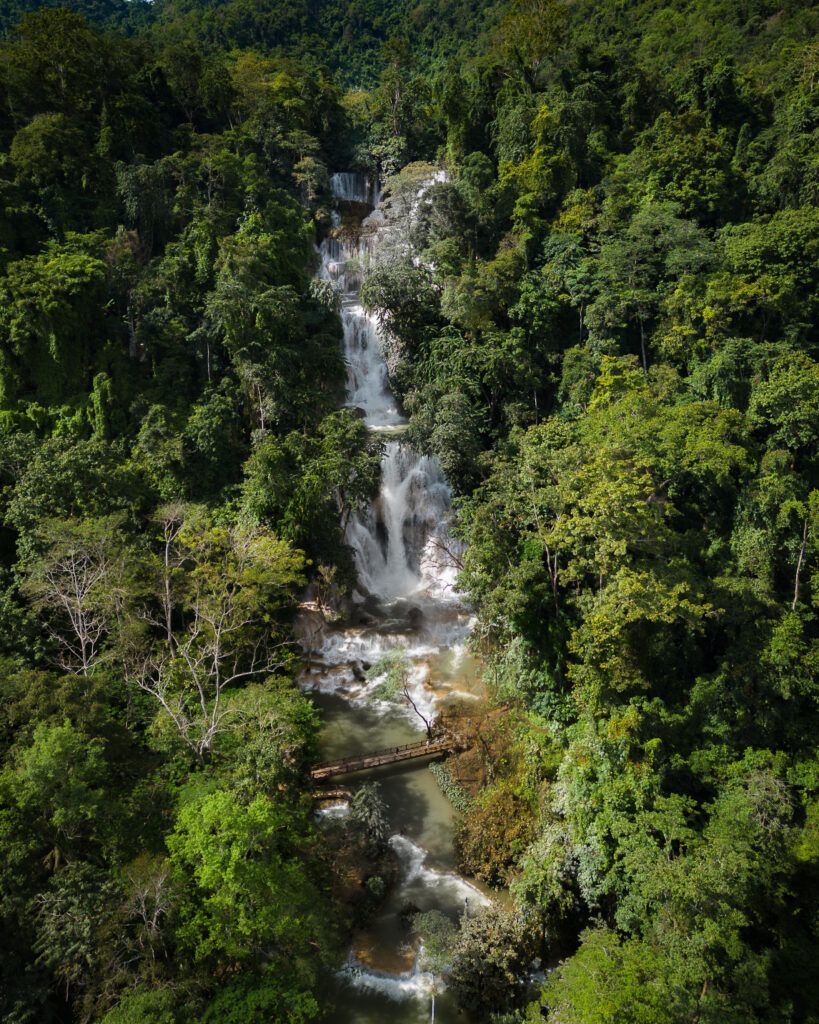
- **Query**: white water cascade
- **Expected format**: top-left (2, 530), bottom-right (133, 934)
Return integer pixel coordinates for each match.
top-left (301, 172), bottom-right (488, 1022)
top-left (329, 171), bottom-right (380, 207)
top-left (318, 171), bottom-right (462, 608)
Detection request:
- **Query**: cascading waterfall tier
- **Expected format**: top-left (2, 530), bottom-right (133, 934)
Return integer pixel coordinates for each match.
top-left (346, 443), bottom-right (458, 602)
top-left (329, 171), bottom-right (379, 206)
top-left (340, 305), bottom-right (402, 429)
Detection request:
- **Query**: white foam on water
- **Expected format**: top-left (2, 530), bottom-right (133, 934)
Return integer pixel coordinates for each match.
top-left (365, 661), bottom-right (437, 731)
top-left (301, 655), bottom-right (436, 730)
top-left (390, 835), bottom-right (491, 909)
top-left (315, 802), bottom-right (350, 821)
top-left (307, 626), bottom-right (453, 671)
top-left (301, 616), bottom-right (477, 725)
top-left (338, 956), bottom-right (435, 1001)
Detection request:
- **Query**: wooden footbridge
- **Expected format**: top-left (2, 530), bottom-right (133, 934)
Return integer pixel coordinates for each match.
top-left (311, 735), bottom-right (467, 782)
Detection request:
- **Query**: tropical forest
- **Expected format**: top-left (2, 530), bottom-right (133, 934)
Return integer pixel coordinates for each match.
top-left (0, 0), bottom-right (817, 1021)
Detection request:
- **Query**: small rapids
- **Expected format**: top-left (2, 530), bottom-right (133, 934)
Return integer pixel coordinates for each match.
top-left (389, 834), bottom-right (491, 910)
top-left (336, 836), bottom-right (490, 1013)
top-left (302, 170), bottom-right (487, 1022)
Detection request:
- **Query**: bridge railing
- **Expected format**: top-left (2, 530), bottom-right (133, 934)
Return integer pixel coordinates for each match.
top-left (312, 737), bottom-right (448, 774)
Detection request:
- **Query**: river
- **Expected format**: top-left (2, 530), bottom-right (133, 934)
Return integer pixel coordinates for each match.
top-left (298, 171), bottom-right (489, 1022)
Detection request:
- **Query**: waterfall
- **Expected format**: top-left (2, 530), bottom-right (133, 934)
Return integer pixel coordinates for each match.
top-left (329, 171), bottom-right (378, 206)
top-left (341, 305), bottom-right (402, 428)
top-left (319, 172), bottom-right (462, 607)
top-left (307, 172), bottom-right (486, 1021)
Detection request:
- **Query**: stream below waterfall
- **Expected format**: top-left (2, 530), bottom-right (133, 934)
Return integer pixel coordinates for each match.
top-left (298, 172), bottom-right (491, 1023)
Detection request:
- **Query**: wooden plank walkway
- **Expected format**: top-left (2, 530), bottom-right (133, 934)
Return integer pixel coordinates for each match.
top-left (311, 736), bottom-right (463, 781)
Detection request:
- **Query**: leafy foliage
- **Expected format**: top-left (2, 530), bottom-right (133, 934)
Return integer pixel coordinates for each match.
top-left (1, 0), bottom-right (818, 1020)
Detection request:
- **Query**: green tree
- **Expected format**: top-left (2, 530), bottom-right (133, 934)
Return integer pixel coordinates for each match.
top-left (166, 788), bottom-right (325, 970)
top-left (101, 989), bottom-right (179, 1024)
top-left (348, 782), bottom-right (390, 856)
top-left (127, 514), bottom-right (305, 759)
top-left (1, 720), bottom-right (106, 868)
top-left (19, 515), bottom-right (127, 675)
top-left (449, 905), bottom-right (534, 1015)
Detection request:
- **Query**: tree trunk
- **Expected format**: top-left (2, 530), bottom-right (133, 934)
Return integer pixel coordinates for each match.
top-left (638, 317), bottom-right (647, 373)
top-left (127, 306), bottom-right (138, 359)
top-left (792, 518), bottom-right (809, 610)
top-left (403, 684), bottom-right (432, 737)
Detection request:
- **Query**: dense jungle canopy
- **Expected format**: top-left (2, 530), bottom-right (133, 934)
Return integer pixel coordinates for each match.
top-left (0, 0), bottom-right (817, 1021)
